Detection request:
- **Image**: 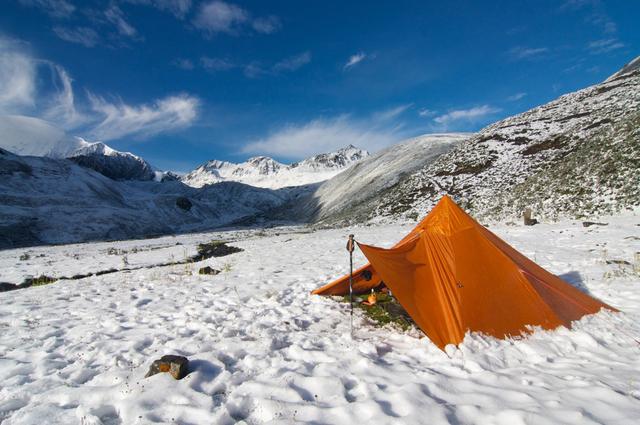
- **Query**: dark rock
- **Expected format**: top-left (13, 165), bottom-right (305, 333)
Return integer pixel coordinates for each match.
top-left (198, 266), bottom-right (220, 275)
top-left (583, 221), bottom-right (609, 227)
top-left (145, 355), bottom-right (189, 380)
top-left (176, 197), bottom-right (192, 211)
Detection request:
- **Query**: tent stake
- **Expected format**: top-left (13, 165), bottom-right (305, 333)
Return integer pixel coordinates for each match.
top-left (347, 234), bottom-right (355, 338)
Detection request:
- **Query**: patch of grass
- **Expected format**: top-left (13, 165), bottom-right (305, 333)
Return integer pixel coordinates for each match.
top-left (339, 292), bottom-right (415, 331)
top-left (25, 275), bottom-right (58, 287)
top-left (191, 240), bottom-right (243, 262)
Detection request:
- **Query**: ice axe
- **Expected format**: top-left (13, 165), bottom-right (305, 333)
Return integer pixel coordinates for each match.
top-left (346, 234), bottom-right (355, 338)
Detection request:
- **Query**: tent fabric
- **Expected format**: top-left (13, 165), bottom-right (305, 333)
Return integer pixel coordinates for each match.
top-left (313, 195), bottom-right (616, 350)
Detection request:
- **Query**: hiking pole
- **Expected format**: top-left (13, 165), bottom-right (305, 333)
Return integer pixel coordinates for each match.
top-left (346, 234), bottom-right (355, 339)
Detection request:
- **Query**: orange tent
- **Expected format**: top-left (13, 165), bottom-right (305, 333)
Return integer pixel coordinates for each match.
top-left (313, 195), bottom-right (616, 349)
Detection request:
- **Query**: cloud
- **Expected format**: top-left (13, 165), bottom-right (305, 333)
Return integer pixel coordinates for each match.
top-left (1, 36), bottom-right (200, 140)
top-left (17, 0), bottom-right (75, 18)
top-left (193, 1), bottom-right (249, 35)
top-left (344, 52), bottom-right (366, 69)
top-left (0, 38), bottom-right (37, 113)
top-left (172, 58), bottom-right (195, 70)
top-left (252, 15), bottom-right (281, 34)
top-left (193, 1), bottom-right (281, 36)
top-left (433, 105), bottom-right (501, 128)
top-left (418, 108), bottom-right (436, 117)
top-left (200, 57), bottom-right (235, 72)
top-left (507, 92), bottom-right (527, 101)
top-left (272, 51), bottom-right (311, 72)
top-left (105, 5), bottom-right (138, 38)
top-left (43, 64), bottom-right (87, 128)
top-left (53, 26), bottom-right (100, 47)
top-left (87, 93), bottom-right (200, 140)
top-left (124, 0), bottom-right (193, 19)
top-left (243, 62), bottom-right (266, 79)
top-left (243, 107), bottom-right (410, 159)
top-left (587, 38), bottom-right (624, 54)
top-left (372, 104), bottom-right (412, 122)
top-left (508, 46), bottom-right (549, 60)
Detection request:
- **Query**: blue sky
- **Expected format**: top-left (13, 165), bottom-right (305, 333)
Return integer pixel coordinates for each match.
top-left (0, 0), bottom-right (638, 171)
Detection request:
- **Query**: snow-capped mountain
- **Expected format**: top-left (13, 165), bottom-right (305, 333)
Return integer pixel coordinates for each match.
top-left (0, 115), bottom-right (160, 181)
top-left (181, 145), bottom-right (369, 189)
top-left (0, 147), bottom-right (309, 248)
top-left (368, 56), bottom-right (640, 222)
top-left (68, 142), bottom-right (158, 181)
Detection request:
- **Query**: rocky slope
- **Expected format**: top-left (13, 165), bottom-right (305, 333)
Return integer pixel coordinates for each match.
top-left (181, 145), bottom-right (369, 189)
top-left (368, 57), bottom-right (640, 222)
top-left (68, 142), bottom-right (157, 181)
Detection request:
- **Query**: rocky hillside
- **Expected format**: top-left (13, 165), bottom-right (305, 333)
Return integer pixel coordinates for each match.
top-left (68, 142), bottom-right (158, 181)
top-left (0, 148), bottom-right (308, 248)
top-left (369, 57), bottom-right (640, 222)
top-left (181, 145), bottom-right (369, 189)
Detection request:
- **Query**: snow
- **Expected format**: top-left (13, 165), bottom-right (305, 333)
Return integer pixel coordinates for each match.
top-left (1, 214), bottom-right (639, 424)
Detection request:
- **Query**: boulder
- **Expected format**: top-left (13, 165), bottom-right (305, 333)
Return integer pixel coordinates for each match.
top-left (145, 355), bottom-right (189, 380)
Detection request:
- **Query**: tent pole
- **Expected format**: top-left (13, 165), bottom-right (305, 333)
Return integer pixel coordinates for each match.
top-left (347, 234), bottom-right (355, 339)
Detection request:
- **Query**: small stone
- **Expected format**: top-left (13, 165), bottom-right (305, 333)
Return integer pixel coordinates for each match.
top-left (198, 266), bottom-right (220, 275)
top-left (145, 355), bottom-right (189, 380)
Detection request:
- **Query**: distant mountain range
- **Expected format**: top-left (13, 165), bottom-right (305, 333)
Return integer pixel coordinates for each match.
top-left (181, 145), bottom-right (369, 189)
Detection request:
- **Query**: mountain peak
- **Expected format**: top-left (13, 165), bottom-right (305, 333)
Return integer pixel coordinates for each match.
top-left (606, 55), bottom-right (640, 82)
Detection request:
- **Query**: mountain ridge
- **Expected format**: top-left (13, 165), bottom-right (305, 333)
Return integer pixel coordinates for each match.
top-left (181, 145), bottom-right (369, 189)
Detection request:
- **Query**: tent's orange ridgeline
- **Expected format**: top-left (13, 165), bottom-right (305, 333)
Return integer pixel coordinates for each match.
top-left (312, 195), bottom-right (617, 350)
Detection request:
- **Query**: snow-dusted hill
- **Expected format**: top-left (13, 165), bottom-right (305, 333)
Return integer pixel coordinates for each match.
top-left (181, 145), bottom-right (369, 189)
top-left (369, 57), bottom-right (640, 222)
top-left (280, 133), bottom-right (469, 224)
top-left (0, 148), bottom-right (308, 248)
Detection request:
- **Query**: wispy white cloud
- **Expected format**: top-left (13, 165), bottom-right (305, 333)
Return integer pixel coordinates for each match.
top-left (418, 108), bottom-right (436, 117)
top-left (344, 52), bottom-right (367, 69)
top-left (508, 46), bottom-right (549, 60)
top-left (17, 0), bottom-right (75, 18)
top-left (1, 36), bottom-right (200, 141)
top-left (200, 57), bottom-right (235, 72)
top-left (507, 92), bottom-right (527, 101)
top-left (87, 93), bottom-right (200, 140)
top-left (252, 15), bottom-right (281, 34)
top-left (124, 0), bottom-right (193, 19)
top-left (172, 58), bottom-right (195, 70)
top-left (433, 105), bottom-right (501, 128)
top-left (272, 51), bottom-right (311, 72)
top-left (53, 26), bottom-right (100, 47)
top-left (242, 52), bottom-right (312, 78)
top-left (105, 5), bottom-right (138, 38)
top-left (0, 37), bottom-right (37, 113)
top-left (372, 104), bottom-right (412, 122)
top-left (587, 38), bottom-right (624, 54)
top-left (193, 1), bottom-right (248, 35)
top-left (43, 64), bottom-right (87, 128)
top-left (243, 106), bottom-right (410, 159)
top-left (193, 1), bottom-right (282, 37)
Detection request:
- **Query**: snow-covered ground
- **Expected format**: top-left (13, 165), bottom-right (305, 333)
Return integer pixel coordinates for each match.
top-left (0, 215), bottom-right (639, 424)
